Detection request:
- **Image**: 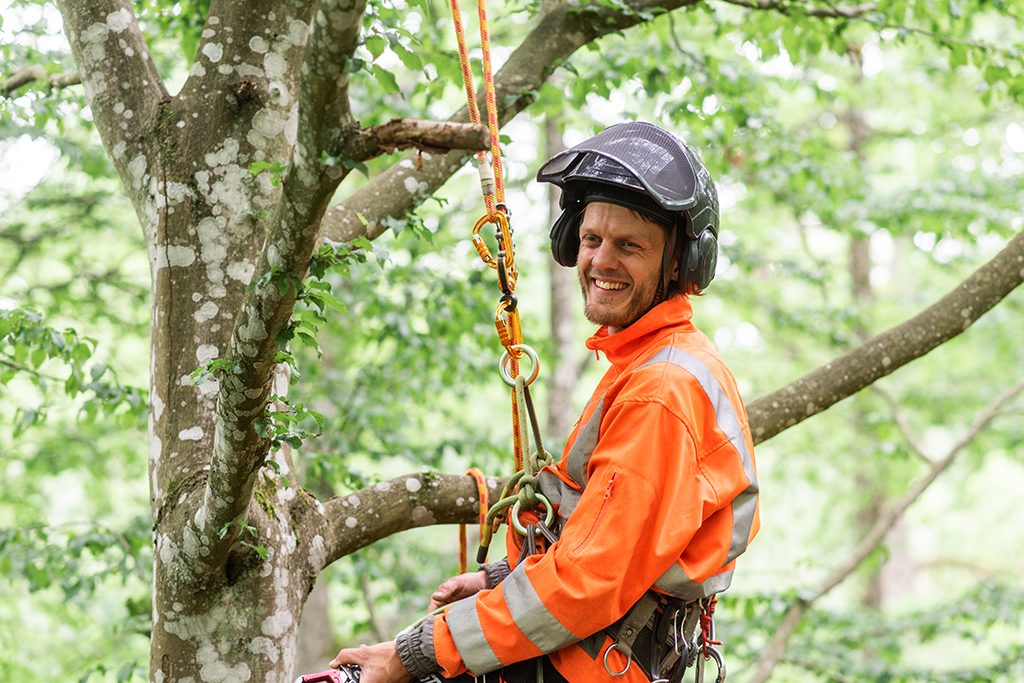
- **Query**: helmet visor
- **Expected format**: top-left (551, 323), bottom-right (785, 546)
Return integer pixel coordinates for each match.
top-left (537, 122), bottom-right (700, 212)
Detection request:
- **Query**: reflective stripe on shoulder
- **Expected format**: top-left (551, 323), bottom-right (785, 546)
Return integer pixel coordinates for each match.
top-left (538, 470), bottom-right (583, 521)
top-left (566, 397), bottom-right (604, 488)
top-left (446, 595), bottom-right (503, 674)
top-left (640, 346), bottom-right (759, 563)
top-left (655, 565), bottom-right (734, 601)
top-left (502, 563), bottom-right (578, 653)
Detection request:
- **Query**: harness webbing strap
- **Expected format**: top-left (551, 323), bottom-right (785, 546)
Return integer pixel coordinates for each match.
top-left (611, 592), bottom-right (661, 659)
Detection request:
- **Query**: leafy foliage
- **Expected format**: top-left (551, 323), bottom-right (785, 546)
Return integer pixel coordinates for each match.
top-left (0, 306), bottom-right (146, 435)
top-left (1, 0), bottom-right (1023, 679)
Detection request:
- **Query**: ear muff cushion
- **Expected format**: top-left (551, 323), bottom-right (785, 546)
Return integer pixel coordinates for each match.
top-left (549, 207), bottom-right (584, 267)
top-left (687, 230), bottom-right (718, 294)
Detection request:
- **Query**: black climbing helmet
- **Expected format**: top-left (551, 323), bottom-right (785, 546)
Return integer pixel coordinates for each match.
top-left (537, 121), bottom-right (719, 296)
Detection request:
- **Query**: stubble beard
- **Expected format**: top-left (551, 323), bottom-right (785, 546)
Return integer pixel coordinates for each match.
top-left (578, 271), bottom-right (660, 331)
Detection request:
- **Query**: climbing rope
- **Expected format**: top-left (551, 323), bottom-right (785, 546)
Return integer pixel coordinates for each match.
top-left (458, 468), bottom-right (490, 574)
top-left (448, 0), bottom-right (554, 568)
top-left (447, 0), bottom-right (506, 218)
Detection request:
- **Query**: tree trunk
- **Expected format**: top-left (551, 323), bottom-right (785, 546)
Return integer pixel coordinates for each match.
top-left (845, 82), bottom-right (886, 610)
top-left (296, 575), bottom-right (334, 676)
top-left (544, 117), bottom-right (581, 444)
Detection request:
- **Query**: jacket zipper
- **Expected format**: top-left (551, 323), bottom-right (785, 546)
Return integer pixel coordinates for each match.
top-left (571, 470), bottom-right (618, 554)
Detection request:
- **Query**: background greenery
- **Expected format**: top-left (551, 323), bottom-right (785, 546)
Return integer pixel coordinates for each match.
top-left (1, 0), bottom-right (1022, 680)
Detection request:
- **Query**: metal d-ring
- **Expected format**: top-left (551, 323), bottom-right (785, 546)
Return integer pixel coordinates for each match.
top-left (602, 642), bottom-right (633, 677)
top-left (499, 344), bottom-right (540, 387)
top-left (509, 493), bottom-right (554, 536)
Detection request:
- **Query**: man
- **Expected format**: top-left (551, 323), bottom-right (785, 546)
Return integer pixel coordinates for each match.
top-left (331, 121), bottom-right (759, 682)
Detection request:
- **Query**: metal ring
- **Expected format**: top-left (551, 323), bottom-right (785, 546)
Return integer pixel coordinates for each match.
top-left (509, 494), bottom-right (554, 536)
top-left (499, 344), bottom-right (539, 387)
top-left (602, 642), bottom-right (632, 677)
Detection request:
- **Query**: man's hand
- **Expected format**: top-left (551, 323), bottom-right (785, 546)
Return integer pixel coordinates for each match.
top-left (330, 641), bottom-right (411, 683)
top-left (428, 570), bottom-right (488, 611)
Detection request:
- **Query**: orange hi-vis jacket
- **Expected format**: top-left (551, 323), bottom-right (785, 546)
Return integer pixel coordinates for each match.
top-left (431, 296), bottom-right (759, 681)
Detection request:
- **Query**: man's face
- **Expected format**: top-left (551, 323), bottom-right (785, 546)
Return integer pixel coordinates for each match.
top-left (577, 202), bottom-right (667, 333)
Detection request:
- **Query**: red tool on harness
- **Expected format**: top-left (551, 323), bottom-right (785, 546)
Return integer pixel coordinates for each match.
top-left (294, 668), bottom-right (359, 683)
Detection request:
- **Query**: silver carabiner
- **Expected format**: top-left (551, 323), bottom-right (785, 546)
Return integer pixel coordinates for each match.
top-left (672, 609), bottom-right (680, 655)
top-left (602, 642), bottom-right (633, 677)
top-left (705, 646), bottom-right (726, 683)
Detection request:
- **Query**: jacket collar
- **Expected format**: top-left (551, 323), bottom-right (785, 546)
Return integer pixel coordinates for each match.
top-left (585, 296), bottom-right (695, 369)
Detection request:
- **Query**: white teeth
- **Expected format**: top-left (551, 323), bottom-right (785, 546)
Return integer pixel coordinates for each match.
top-left (595, 279), bottom-right (627, 291)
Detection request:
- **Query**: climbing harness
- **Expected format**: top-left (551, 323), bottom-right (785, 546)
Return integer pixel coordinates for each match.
top-left (448, 0), bottom-right (555, 572)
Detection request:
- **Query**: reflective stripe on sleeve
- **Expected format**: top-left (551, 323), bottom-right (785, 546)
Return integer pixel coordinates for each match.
top-left (655, 565), bottom-right (735, 601)
top-left (446, 595), bottom-right (503, 674)
top-left (502, 563), bottom-right (578, 652)
top-left (641, 347), bottom-right (759, 563)
top-left (728, 483), bottom-right (759, 563)
top-left (566, 397), bottom-right (603, 487)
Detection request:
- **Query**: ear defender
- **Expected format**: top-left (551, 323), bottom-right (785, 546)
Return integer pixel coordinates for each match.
top-left (682, 229), bottom-right (718, 295)
top-left (549, 190), bottom-right (585, 267)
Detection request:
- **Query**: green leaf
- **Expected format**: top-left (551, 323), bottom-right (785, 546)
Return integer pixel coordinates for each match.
top-left (372, 64), bottom-right (401, 94)
top-left (365, 34), bottom-right (387, 59)
top-left (392, 41), bottom-right (424, 71)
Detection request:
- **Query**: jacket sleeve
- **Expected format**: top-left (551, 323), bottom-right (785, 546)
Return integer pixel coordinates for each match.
top-left (426, 385), bottom-right (755, 678)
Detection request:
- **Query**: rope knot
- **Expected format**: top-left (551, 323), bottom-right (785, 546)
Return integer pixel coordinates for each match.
top-left (516, 474), bottom-right (540, 508)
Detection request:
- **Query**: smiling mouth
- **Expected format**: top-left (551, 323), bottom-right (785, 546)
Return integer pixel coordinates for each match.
top-left (594, 279), bottom-right (628, 291)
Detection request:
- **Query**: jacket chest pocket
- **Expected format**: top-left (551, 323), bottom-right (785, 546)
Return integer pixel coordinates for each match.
top-left (569, 468), bottom-right (620, 556)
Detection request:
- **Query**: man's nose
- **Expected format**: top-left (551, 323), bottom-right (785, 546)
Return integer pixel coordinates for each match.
top-left (590, 241), bottom-right (618, 270)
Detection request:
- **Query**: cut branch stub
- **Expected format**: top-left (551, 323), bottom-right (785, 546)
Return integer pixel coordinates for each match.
top-left (354, 119), bottom-right (491, 159)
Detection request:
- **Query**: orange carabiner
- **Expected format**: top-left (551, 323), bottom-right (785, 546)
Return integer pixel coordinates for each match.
top-left (494, 299), bottom-right (523, 354)
top-left (472, 211), bottom-right (517, 292)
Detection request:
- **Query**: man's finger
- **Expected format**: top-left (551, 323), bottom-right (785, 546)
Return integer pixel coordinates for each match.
top-left (329, 647), bottom-right (357, 668)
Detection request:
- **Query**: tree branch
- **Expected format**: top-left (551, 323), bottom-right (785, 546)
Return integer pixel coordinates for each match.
top-left (321, 0), bottom-right (702, 244)
top-left (353, 120), bottom-right (491, 159)
top-left (870, 385), bottom-right (933, 465)
top-left (748, 230), bottom-right (1024, 444)
top-left (55, 0), bottom-right (168, 213)
top-left (186, 0), bottom-right (370, 573)
top-left (357, 570), bottom-right (389, 642)
top-left (1, 66), bottom-right (81, 96)
top-left (749, 377), bottom-right (1024, 683)
top-left (55, 1), bottom-right (166, 118)
top-left (296, 0), bottom-right (366, 174)
top-left (715, 0), bottom-right (878, 18)
top-left (320, 473), bottom-right (506, 566)
top-left (175, 1), bottom-right (320, 149)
